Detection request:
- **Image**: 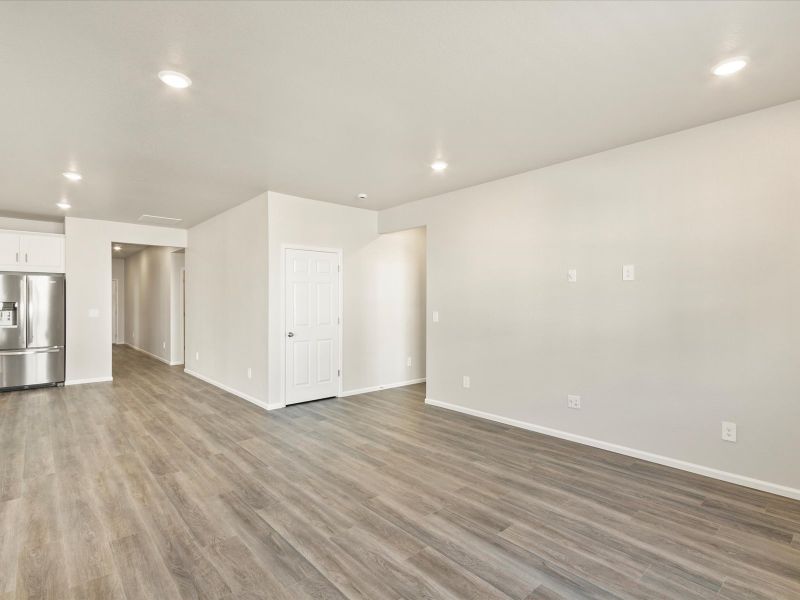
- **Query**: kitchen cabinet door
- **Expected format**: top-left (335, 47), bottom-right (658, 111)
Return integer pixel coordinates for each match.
top-left (19, 234), bottom-right (65, 272)
top-left (0, 232), bottom-right (21, 269)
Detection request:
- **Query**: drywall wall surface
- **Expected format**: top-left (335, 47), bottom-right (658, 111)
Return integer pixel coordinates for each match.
top-left (185, 193), bottom-right (269, 404)
top-left (64, 217), bottom-right (186, 383)
top-left (170, 252), bottom-right (185, 364)
top-left (112, 258), bottom-right (125, 343)
top-left (267, 191), bottom-right (426, 405)
top-left (0, 216), bottom-right (64, 234)
top-left (125, 246), bottom-right (175, 363)
top-left (378, 99), bottom-right (800, 491)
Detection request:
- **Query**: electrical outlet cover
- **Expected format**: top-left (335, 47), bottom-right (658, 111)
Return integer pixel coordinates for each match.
top-left (721, 421), bottom-right (737, 442)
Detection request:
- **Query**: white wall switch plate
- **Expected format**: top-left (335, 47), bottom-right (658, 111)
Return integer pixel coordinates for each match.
top-left (432, 311), bottom-right (439, 323)
top-left (88, 308), bottom-right (99, 318)
top-left (567, 394), bottom-right (581, 409)
top-left (567, 269), bottom-right (577, 283)
top-left (462, 375), bottom-right (470, 388)
top-left (247, 367), bottom-right (252, 379)
top-left (195, 351), bottom-right (200, 361)
top-left (407, 357), bottom-right (413, 367)
top-left (722, 421), bottom-right (737, 442)
top-left (162, 341), bottom-right (166, 349)
top-left (622, 265), bottom-right (635, 281)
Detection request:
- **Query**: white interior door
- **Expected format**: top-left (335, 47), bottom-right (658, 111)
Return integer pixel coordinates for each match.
top-left (285, 248), bottom-right (340, 405)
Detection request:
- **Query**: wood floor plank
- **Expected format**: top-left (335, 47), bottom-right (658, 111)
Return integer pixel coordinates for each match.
top-left (0, 345), bottom-right (798, 599)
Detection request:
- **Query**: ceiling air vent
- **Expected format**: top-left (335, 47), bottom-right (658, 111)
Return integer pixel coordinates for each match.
top-left (138, 214), bottom-right (183, 224)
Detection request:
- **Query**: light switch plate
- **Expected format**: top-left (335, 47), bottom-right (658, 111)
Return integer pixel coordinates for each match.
top-left (567, 394), bottom-right (581, 409)
top-left (432, 311), bottom-right (439, 323)
top-left (567, 269), bottom-right (577, 283)
top-left (722, 421), bottom-right (737, 442)
top-left (622, 265), bottom-right (635, 281)
top-left (462, 375), bottom-right (470, 388)
top-left (88, 308), bottom-right (99, 318)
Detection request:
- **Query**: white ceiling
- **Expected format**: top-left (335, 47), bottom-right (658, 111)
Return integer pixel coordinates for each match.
top-left (2, 1), bottom-right (800, 227)
top-left (111, 243), bottom-right (147, 259)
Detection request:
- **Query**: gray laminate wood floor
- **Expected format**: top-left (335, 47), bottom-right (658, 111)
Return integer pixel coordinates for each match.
top-left (1, 345), bottom-right (799, 599)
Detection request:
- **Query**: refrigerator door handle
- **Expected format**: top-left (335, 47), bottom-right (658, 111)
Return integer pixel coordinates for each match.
top-left (0, 347), bottom-right (62, 356)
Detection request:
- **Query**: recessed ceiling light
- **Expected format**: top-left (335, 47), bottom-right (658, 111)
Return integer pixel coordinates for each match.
top-left (431, 160), bottom-right (448, 172)
top-left (158, 70), bottom-right (192, 89)
top-left (62, 171), bottom-right (82, 181)
top-left (56, 200), bottom-right (71, 210)
top-left (712, 57), bottom-right (748, 77)
top-left (113, 245), bottom-right (122, 251)
top-left (357, 193), bottom-right (368, 200)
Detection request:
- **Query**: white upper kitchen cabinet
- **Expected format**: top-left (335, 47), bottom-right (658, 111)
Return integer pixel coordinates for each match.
top-left (0, 231), bottom-right (20, 266)
top-left (0, 230), bottom-right (65, 273)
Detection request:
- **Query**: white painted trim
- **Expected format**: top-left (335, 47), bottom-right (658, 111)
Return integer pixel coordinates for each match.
top-left (184, 368), bottom-right (283, 411)
top-left (280, 244), bottom-right (344, 406)
top-left (65, 376), bottom-right (113, 385)
top-left (424, 397), bottom-right (800, 501)
top-left (125, 343), bottom-right (183, 366)
top-left (339, 378), bottom-right (427, 397)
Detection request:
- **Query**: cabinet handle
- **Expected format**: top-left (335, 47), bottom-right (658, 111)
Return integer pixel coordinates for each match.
top-left (25, 253), bottom-right (28, 263)
top-left (15, 252), bottom-right (18, 263)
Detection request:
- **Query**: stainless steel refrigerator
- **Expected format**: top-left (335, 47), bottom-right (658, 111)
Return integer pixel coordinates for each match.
top-left (0, 273), bottom-right (65, 390)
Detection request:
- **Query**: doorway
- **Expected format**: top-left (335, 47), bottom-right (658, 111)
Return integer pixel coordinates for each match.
top-left (110, 243), bottom-right (185, 370)
top-left (283, 247), bottom-right (342, 405)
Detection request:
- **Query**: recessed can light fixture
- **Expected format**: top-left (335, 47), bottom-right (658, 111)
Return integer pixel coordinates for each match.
top-left (62, 171), bottom-right (82, 181)
top-left (712, 57), bottom-right (748, 77)
top-left (113, 245), bottom-right (122, 251)
top-left (56, 199), bottom-right (71, 210)
top-left (357, 193), bottom-right (368, 200)
top-left (431, 160), bottom-right (448, 172)
top-left (158, 70), bottom-right (192, 89)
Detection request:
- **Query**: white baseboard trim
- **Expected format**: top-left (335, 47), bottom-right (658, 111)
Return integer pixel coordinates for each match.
top-left (125, 344), bottom-right (183, 366)
top-left (424, 397), bottom-right (800, 501)
top-left (183, 369), bottom-right (282, 412)
top-left (339, 377), bottom-right (427, 398)
top-left (65, 376), bottom-right (113, 386)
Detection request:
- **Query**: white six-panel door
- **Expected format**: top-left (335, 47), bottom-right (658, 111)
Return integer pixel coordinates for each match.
top-left (285, 248), bottom-right (340, 405)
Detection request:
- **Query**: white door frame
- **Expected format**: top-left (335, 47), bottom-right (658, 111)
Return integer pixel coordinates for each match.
top-left (280, 244), bottom-right (343, 407)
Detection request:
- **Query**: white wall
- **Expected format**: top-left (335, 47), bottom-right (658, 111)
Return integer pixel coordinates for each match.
top-left (379, 100), bottom-right (800, 496)
top-left (64, 217), bottom-right (186, 384)
top-left (124, 246), bottom-right (182, 365)
top-left (170, 252), bottom-right (185, 365)
top-left (111, 258), bottom-right (125, 343)
top-left (0, 216), bottom-right (63, 234)
top-left (185, 193), bottom-right (270, 405)
top-left (267, 191), bottom-right (426, 404)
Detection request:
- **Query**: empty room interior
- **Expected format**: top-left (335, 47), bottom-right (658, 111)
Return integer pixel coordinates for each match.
top-left (1, 2), bottom-right (800, 599)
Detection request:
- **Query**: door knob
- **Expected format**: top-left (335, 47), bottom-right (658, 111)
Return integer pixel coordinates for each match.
top-left (287, 332), bottom-right (294, 337)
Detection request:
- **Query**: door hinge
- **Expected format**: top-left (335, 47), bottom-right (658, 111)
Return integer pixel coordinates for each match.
top-left (337, 264), bottom-right (341, 272)
top-left (337, 317), bottom-right (340, 325)
top-left (337, 369), bottom-right (341, 377)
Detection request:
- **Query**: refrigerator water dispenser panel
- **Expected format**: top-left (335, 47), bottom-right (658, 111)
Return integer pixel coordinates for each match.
top-left (0, 302), bottom-right (17, 327)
